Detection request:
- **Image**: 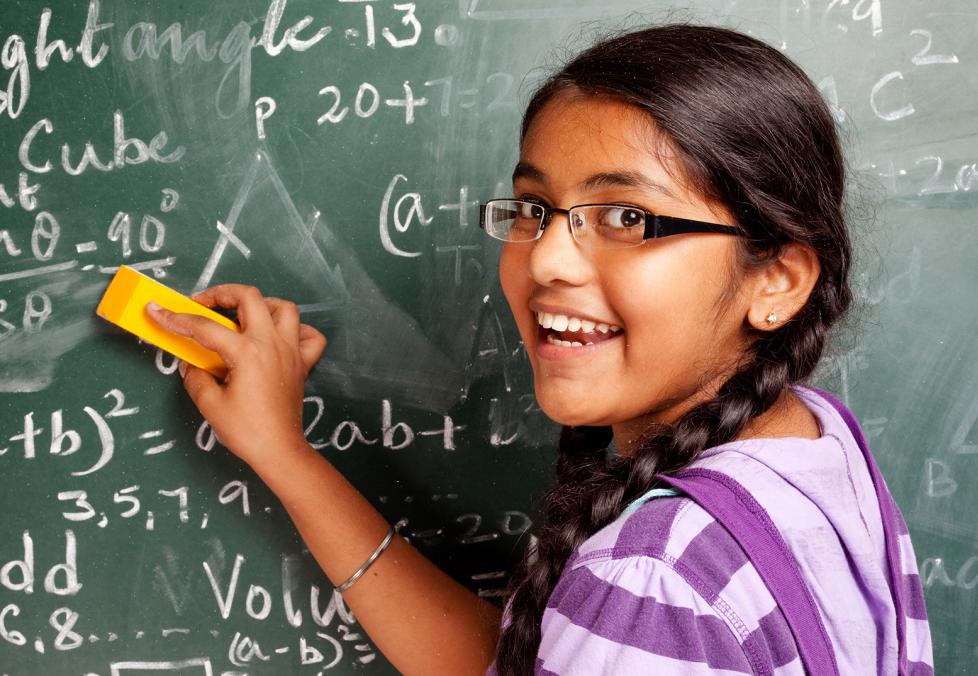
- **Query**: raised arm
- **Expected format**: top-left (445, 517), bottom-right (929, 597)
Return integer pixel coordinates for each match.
top-left (146, 285), bottom-right (501, 676)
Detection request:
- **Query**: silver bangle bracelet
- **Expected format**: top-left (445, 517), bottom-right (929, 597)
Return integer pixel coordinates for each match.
top-left (335, 518), bottom-right (407, 594)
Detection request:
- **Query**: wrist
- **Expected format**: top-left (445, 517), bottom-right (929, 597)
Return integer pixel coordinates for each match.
top-left (243, 433), bottom-right (317, 476)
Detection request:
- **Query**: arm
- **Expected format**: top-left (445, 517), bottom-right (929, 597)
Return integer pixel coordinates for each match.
top-left (256, 438), bottom-right (501, 676)
top-left (146, 285), bottom-right (501, 676)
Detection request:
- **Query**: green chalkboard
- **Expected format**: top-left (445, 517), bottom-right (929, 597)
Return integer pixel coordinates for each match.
top-left (1, 0), bottom-right (976, 674)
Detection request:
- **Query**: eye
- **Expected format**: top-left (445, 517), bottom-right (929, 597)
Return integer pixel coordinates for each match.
top-left (515, 195), bottom-right (548, 217)
top-left (503, 198), bottom-right (546, 235)
top-left (596, 206), bottom-right (645, 228)
top-left (519, 202), bottom-right (545, 219)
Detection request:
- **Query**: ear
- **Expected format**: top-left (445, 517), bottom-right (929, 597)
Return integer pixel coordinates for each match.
top-left (746, 242), bottom-right (821, 331)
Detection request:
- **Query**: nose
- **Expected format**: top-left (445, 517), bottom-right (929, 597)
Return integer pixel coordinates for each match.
top-left (527, 210), bottom-right (592, 287)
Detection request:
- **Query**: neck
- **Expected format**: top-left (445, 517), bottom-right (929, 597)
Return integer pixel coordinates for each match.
top-left (613, 387), bottom-right (800, 459)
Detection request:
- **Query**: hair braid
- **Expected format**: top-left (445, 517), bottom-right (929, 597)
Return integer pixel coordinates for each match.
top-left (496, 425), bottom-right (614, 666)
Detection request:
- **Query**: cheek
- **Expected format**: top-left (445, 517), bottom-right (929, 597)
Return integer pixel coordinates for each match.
top-left (498, 245), bottom-right (519, 301)
top-left (602, 258), bottom-right (674, 323)
top-left (608, 250), bottom-right (720, 353)
top-left (499, 246), bottom-right (531, 328)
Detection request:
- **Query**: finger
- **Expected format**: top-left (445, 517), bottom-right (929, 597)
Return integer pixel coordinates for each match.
top-left (146, 303), bottom-right (243, 367)
top-left (298, 324), bottom-right (327, 372)
top-left (263, 297), bottom-right (300, 344)
top-left (189, 289), bottom-right (217, 308)
top-left (180, 363), bottom-right (223, 417)
top-left (190, 284), bottom-right (275, 334)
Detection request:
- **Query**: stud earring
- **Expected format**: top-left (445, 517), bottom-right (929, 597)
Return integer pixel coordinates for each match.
top-left (766, 311), bottom-right (778, 324)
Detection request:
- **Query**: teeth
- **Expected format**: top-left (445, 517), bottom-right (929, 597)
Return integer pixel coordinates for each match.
top-left (537, 312), bottom-right (621, 335)
top-left (545, 334), bottom-right (591, 348)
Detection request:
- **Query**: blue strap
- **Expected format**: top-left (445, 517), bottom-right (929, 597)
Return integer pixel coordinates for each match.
top-left (620, 487), bottom-right (681, 518)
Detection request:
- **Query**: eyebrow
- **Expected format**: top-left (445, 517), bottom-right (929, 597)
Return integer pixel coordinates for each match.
top-left (511, 162), bottom-right (675, 199)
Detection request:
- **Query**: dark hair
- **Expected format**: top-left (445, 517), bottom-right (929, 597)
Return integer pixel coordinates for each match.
top-left (493, 24), bottom-right (853, 674)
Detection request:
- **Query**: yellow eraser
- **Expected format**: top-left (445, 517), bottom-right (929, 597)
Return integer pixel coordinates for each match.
top-left (96, 265), bottom-right (240, 378)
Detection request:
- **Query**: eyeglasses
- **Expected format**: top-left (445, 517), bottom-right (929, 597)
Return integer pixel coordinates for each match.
top-left (479, 198), bottom-right (740, 249)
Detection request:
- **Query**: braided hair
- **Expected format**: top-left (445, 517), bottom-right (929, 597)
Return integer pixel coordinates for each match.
top-left (493, 24), bottom-right (853, 674)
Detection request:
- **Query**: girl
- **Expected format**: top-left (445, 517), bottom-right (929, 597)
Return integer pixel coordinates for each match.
top-left (147, 24), bottom-right (933, 675)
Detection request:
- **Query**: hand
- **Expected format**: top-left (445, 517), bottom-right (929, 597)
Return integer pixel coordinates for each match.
top-left (145, 284), bottom-right (327, 469)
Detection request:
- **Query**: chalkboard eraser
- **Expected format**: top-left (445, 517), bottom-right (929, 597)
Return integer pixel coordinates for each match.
top-left (96, 265), bottom-right (239, 378)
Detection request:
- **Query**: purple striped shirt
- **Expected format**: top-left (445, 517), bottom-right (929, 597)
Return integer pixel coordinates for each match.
top-left (488, 385), bottom-right (933, 674)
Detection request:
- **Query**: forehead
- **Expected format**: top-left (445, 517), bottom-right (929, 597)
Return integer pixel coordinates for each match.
top-left (518, 91), bottom-right (686, 194)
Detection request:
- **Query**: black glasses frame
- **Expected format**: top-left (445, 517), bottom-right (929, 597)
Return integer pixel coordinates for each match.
top-left (479, 198), bottom-right (740, 245)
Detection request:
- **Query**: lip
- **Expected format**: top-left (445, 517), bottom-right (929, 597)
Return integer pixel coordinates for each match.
top-left (535, 323), bottom-right (623, 361)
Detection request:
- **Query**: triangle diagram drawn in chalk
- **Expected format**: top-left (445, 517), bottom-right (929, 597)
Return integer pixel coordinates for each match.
top-left (194, 150), bottom-right (349, 307)
top-left (194, 151), bottom-right (460, 411)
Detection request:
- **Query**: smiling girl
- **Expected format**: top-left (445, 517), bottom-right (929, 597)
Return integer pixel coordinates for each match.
top-left (147, 24), bottom-right (932, 676)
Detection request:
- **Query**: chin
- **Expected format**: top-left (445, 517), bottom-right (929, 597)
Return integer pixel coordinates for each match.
top-left (536, 395), bottom-right (606, 428)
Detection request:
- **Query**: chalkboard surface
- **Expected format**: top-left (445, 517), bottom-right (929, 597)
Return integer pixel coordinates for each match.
top-left (1, 1), bottom-right (976, 674)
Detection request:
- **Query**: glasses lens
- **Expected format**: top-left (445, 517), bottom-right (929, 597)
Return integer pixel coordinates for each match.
top-left (485, 200), bottom-right (544, 241)
top-left (573, 205), bottom-right (646, 248)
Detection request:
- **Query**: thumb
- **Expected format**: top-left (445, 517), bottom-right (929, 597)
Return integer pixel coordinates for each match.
top-left (298, 324), bottom-right (327, 372)
top-left (179, 361), bottom-right (223, 417)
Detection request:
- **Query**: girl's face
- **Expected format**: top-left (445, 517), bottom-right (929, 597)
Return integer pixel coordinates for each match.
top-left (500, 92), bottom-right (754, 453)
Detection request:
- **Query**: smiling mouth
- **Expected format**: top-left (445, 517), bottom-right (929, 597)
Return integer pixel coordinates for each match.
top-left (535, 312), bottom-right (623, 347)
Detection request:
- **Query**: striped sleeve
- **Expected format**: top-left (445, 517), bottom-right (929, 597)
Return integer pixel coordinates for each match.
top-left (538, 554), bottom-right (752, 674)
top-left (892, 506), bottom-right (935, 674)
top-left (532, 496), bottom-right (807, 676)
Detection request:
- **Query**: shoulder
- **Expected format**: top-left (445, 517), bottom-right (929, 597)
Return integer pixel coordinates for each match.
top-left (538, 496), bottom-right (802, 675)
